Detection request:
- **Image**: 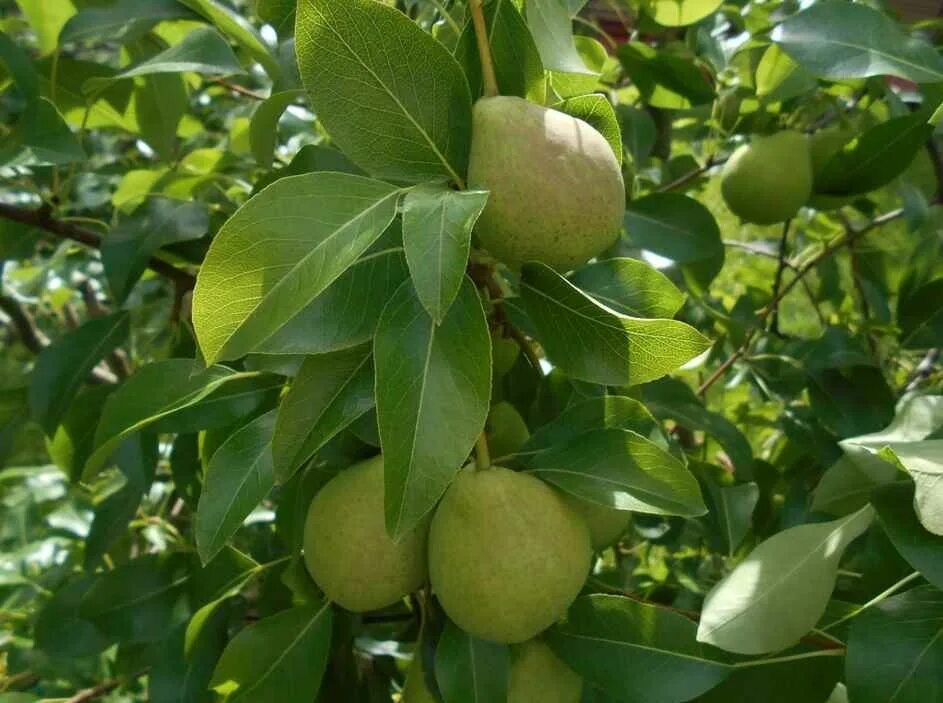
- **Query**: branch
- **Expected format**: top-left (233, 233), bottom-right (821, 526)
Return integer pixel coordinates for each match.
top-left (0, 203), bottom-right (196, 289)
top-left (469, 0), bottom-right (499, 97)
top-left (209, 77), bottom-right (267, 101)
top-left (65, 669), bottom-right (148, 703)
top-left (658, 155), bottom-right (723, 192)
top-left (768, 219), bottom-right (792, 336)
top-left (0, 295), bottom-right (48, 352)
top-left (906, 348), bottom-right (939, 392)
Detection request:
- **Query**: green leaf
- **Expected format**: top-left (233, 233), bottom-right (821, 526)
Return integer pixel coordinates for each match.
top-left (873, 482), bottom-right (943, 591)
top-left (210, 601), bottom-right (332, 703)
top-left (0, 30), bottom-right (40, 101)
top-left (702, 480), bottom-right (759, 556)
top-left (772, 2), bottom-right (943, 84)
top-left (133, 72), bottom-right (187, 162)
top-left (435, 619), bottom-right (509, 703)
top-left (254, 247), bottom-right (409, 355)
top-left (179, 0), bottom-right (281, 80)
top-left (646, 0), bottom-right (721, 27)
top-left (520, 262), bottom-right (710, 386)
top-left (526, 0), bottom-right (593, 75)
top-left (151, 374), bottom-right (282, 434)
top-left (547, 595), bottom-right (730, 702)
top-left (34, 576), bottom-right (110, 658)
top-left (554, 94), bottom-right (622, 165)
top-left (375, 278), bottom-right (491, 539)
top-left (815, 113), bottom-right (934, 196)
top-left (886, 442), bottom-right (943, 536)
top-left (846, 586), bottom-right (943, 703)
top-left (83, 27), bottom-right (245, 92)
top-left (59, 0), bottom-right (194, 45)
top-left (527, 428), bottom-right (706, 517)
top-left (569, 258), bottom-right (686, 319)
top-left (617, 105), bottom-right (656, 165)
top-left (29, 312), bottom-right (129, 434)
top-left (754, 44), bottom-right (817, 102)
top-left (102, 197), bottom-right (208, 302)
top-left (899, 277), bottom-right (943, 349)
top-left (13, 0), bottom-right (76, 54)
top-left (624, 193), bottom-right (724, 293)
top-left (812, 455), bottom-right (899, 516)
top-left (249, 89), bottom-right (304, 169)
top-left (196, 409), bottom-right (278, 564)
top-left (192, 172), bottom-right (401, 364)
top-left (402, 182), bottom-right (488, 322)
top-left (272, 345), bottom-right (375, 484)
top-left (0, 97), bottom-right (85, 166)
top-left (697, 505), bottom-right (875, 655)
top-left (295, 0), bottom-right (473, 184)
top-left (617, 43), bottom-right (714, 109)
top-left (47, 386), bottom-right (113, 482)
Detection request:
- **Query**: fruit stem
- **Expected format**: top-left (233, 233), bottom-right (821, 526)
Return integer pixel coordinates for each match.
top-left (474, 431), bottom-right (491, 470)
top-left (469, 0), bottom-right (499, 97)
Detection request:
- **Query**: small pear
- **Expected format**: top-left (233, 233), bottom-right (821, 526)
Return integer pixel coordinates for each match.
top-left (720, 130), bottom-right (812, 224)
top-left (467, 96), bottom-right (625, 271)
top-left (429, 467), bottom-right (591, 643)
top-left (509, 639), bottom-right (583, 703)
top-left (485, 401), bottom-right (530, 459)
top-left (564, 495), bottom-right (631, 549)
top-left (303, 455), bottom-right (428, 612)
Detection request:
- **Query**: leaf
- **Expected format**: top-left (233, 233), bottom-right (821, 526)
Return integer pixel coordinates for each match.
top-left (755, 44), bottom-right (817, 102)
top-left (254, 247), bottom-right (409, 355)
top-left (34, 576), bottom-right (110, 658)
top-left (47, 386), bottom-right (113, 482)
top-left (402, 182), bottom-right (489, 322)
top-left (249, 89), bottom-right (304, 169)
top-left (196, 409), bottom-right (278, 564)
top-left (624, 193), bottom-right (725, 292)
top-left (554, 94), bottom-right (622, 165)
top-left (134, 72), bottom-right (187, 162)
top-left (29, 312), bottom-right (129, 434)
top-left (569, 258), bottom-right (686, 319)
top-left (520, 262), bottom-right (710, 386)
top-left (0, 97), bottom-right (84, 166)
top-left (295, 0), bottom-right (472, 184)
top-left (526, 0), bottom-right (593, 75)
top-left (179, 0), bottom-right (281, 80)
top-left (210, 601), bottom-right (332, 703)
top-left (815, 113), bottom-right (934, 196)
top-left (13, 0), bottom-right (76, 54)
top-left (547, 595), bottom-right (730, 702)
top-left (271, 346), bottom-right (375, 484)
top-left (192, 172), bottom-right (401, 364)
top-left (772, 2), bottom-right (943, 84)
top-left (617, 43), bottom-right (714, 109)
top-left (151, 374), bottom-right (282, 434)
top-left (886, 442), bottom-right (943, 536)
top-left (375, 278), bottom-right (491, 539)
top-left (646, 0), bottom-right (721, 27)
top-left (0, 30), bottom-right (39, 101)
top-left (83, 27), bottom-right (245, 92)
top-left (899, 277), bottom-right (943, 349)
top-left (435, 619), bottom-right (509, 703)
top-left (697, 505), bottom-right (875, 655)
top-left (527, 428), bottom-right (706, 517)
top-left (102, 197), bottom-right (209, 302)
top-left (703, 481), bottom-right (759, 556)
top-left (873, 482), bottom-right (943, 591)
top-left (846, 586), bottom-right (943, 703)
top-left (812, 455), bottom-right (900, 516)
top-left (59, 0), bottom-right (194, 45)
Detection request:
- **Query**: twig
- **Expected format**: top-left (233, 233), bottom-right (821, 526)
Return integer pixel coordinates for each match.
top-left (906, 348), bottom-right (939, 391)
top-left (0, 295), bottom-right (48, 352)
top-left (64, 669), bottom-right (148, 703)
top-left (0, 203), bottom-right (196, 289)
top-left (209, 77), bottom-right (267, 101)
top-left (473, 265), bottom-right (544, 376)
top-left (768, 219), bottom-right (792, 336)
top-left (658, 155), bottom-right (722, 192)
top-left (469, 0), bottom-right (499, 97)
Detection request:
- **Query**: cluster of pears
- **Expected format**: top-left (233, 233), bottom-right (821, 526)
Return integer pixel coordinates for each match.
top-left (302, 408), bottom-right (630, 701)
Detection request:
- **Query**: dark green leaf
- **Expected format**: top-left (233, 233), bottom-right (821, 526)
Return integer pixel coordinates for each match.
top-left (0, 97), bottom-right (85, 166)
top-left (59, 0), bottom-right (195, 45)
top-left (249, 89), bottom-right (305, 169)
top-left (179, 0), bottom-right (280, 80)
top-left (133, 72), bottom-right (187, 162)
top-left (617, 43), bottom-right (714, 108)
top-left (702, 479), bottom-right (759, 556)
top-left (898, 277), bottom-right (943, 349)
top-left (0, 30), bottom-right (39, 101)
top-left (47, 385), bottom-right (113, 482)
top-left (435, 619), bottom-right (509, 703)
top-left (34, 576), bottom-right (110, 658)
top-left (873, 482), bottom-right (943, 591)
top-left (150, 373), bottom-right (282, 435)
top-left (569, 258), bottom-right (686, 318)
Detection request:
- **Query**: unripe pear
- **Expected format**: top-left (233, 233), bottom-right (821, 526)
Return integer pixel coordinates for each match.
top-left (564, 495), bottom-right (631, 549)
top-left (303, 455), bottom-right (428, 612)
top-left (467, 96), bottom-right (625, 271)
top-left (429, 467), bottom-right (591, 643)
top-left (485, 401), bottom-right (530, 459)
top-left (720, 130), bottom-right (812, 224)
top-left (509, 639), bottom-right (583, 703)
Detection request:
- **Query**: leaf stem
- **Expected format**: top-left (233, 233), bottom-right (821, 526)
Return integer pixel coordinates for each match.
top-left (821, 571), bottom-right (922, 633)
top-left (475, 431), bottom-right (491, 470)
top-left (469, 0), bottom-right (499, 97)
top-left (730, 648), bottom-right (845, 669)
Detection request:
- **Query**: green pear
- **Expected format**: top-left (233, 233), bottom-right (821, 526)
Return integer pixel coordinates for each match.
top-left (492, 335), bottom-right (521, 379)
top-left (467, 96), bottom-right (625, 271)
top-left (303, 455), bottom-right (428, 612)
top-left (564, 495), bottom-right (631, 549)
top-left (486, 401), bottom-right (530, 459)
top-left (720, 130), bottom-right (812, 224)
top-left (402, 652), bottom-right (437, 703)
top-left (808, 125), bottom-right (858, 211)
top-left (428, 466), bottom-right (591, 643)
top-left (508, 639), bottom-right (583, 703)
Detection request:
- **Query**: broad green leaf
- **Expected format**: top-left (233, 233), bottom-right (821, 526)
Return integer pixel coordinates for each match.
top-left (0, 97), bottom-right (84, 167)
top-left (886, 442), bottom-right (943, 536)
top-left (846, 586), bottom-right (943, 703)
top-left (569, 258), bottom-right (686, 319)
top-left (772, 3), bottom-right (943, 84)
top-left (134, 72), bottom-right (187, 162)
top-left (0, 31), bottom-right (39, 101)
top-left (702, 480), bottom-right (759, 556)
top-left (35, 56), bottom-right (137, 131)
top-left (548, 595), bottom-right (730, 702)
top-left (815, 113), bottom-right (933, 196)
top-left (646, 0), bottom-right (721, 27)
top-left (249, 89), bottom-right (304, 168)
top-left (272, 346), bottom-right (375, 484)
top-left (521, 262), bottom-right (710, 386)
top-left (29, 312), bottom-right (129, 434)
top-left (47, 386), bottom-right (113, 482)
top-left (527, 0), bottom-right (593, 75)
top-left (435, 619), bottom-right (509, 703)
top-left (375, 278), bottom-right (491, 539)
top-left (873, 482), bottom-right (943, 591)
top-left (253, 143), bottom-right (365, 193)
top-left (554, 94), bottom-right (623, 165)
top-left (527, 428), bottom-right (706, 517)
top-left (150, 374), bottom-right (282, 434)
top-left (697, 505), bottom-right (875, 655)
top-left (196, 410), bottom-right (277, 564)
top-left (617, 105), bottom-right (656, 165)
top-left (192, 172), bottom-right (401, 364)
top-left (210, 601), bottom-right (332, 703)
top-left (34, 575), bottom-right (110, 658)
top-left (617, 43), bottom-right (714, 109)
top-left (295, 0), bottom-right (473, 184)
top-left (179, 0), bottom-right (281, 80)
top-left (755, 44), bottom-right (817, 102)
top-left (812, 455), bottom-right (900, 516)
top-left (808, 366), bottom-right (896, 439)
top-left (14, 0), bottom-right (76, 54)
top-left (898, 277), bottom-right (943, 349)
top-left (102, 197), bottom-right (208, 302)
top-left (59, 0), bottom-right (194, 45)
top-left (624, 193), bottom-right (724, 293)
top-left (402, 182), bottom-right (488, 322)
top-left (254, 248), bottom-right (409, 355)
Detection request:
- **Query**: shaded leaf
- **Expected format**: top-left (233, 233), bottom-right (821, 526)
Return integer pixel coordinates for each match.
top-left (435, 619), bottom-right (509, 703)
top-left (873, 482), bottom-right (943, 591)
top-left (59, 0), bottom-right (194, 45)
top-left (570, 258), bottom-right (685, 319)
top-left (249, 89), bottom-right (304, 169)
top-left (0, 97), bottom-right (84, 166)
top-left (179, 0), bottom-right (281, 80)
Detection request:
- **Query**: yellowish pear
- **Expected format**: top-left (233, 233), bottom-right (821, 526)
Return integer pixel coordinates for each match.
top-left (509, 639), bottom-right (583, 703)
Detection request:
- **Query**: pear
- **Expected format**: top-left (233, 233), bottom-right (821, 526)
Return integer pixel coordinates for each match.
top-left (807, 125), bottom-right (858, 211)
top-left (485, 401), bottom-right (530, 460)
top-left (467, 96), bottom-right (625, 271)
top-left (564, 495), bottom-right (631, 549)
top-left (720, 130), bottom-right (812, 225)
top-left (428, 466), bottom-right (591, 643)
top-left (508, 639), bottom-right (583, 703)
top-left (303, 455), bottom-right (428, 612)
